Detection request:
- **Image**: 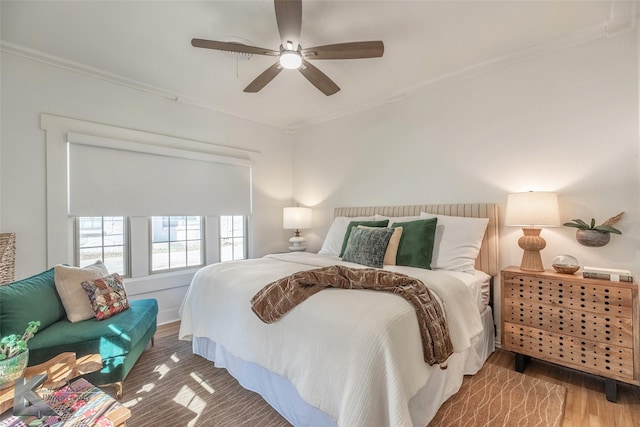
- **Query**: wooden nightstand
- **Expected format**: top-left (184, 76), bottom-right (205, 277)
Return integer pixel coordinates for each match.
top-left (501, 266), bottom-right (639, 402)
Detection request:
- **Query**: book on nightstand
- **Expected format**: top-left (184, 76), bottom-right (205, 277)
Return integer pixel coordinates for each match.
top-left (582, 266), bottom-right (634, 282)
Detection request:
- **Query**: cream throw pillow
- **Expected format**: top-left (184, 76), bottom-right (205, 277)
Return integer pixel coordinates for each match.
top-left (54, 260), bottom-right (109, 323)
top-left (358, 225), bottom-right (403, 265)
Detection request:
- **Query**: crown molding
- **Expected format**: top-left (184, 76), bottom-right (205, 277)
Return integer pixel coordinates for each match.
top-left (2, 0), bottom-right (638, 132)
top-left (287, 0), bottom-right (640, 130)
top-left (288, 8), bottom-right (638, 130)
top-left (0, 41), bottom-right (284, 131)
top-left (0, 41), bottom-right (180, 101)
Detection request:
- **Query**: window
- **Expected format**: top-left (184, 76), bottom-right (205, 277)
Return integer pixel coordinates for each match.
top-left (151, 216), bottom-right (204, 272)
top-left (220, 216), bottom-right (246, 261)
top-left (76, 216), bottom-right (128, 275)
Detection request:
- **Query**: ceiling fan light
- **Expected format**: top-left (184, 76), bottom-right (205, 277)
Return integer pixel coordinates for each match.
top-left (280, 51), bottom-right (302, 69)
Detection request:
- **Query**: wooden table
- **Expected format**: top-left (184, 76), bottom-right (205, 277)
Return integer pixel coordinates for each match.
top-left (0, 352), bottom-right (131, 426)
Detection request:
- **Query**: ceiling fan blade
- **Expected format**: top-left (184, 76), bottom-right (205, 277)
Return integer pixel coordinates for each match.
top-left (301, 41), bottom-right (384, 60)
top-left (191, 39), bottom-right (279, 56)
top-left (298, 59), bottom-right (340, 96)
top-left (274, 0), bottom-right (302, 49)
top-left (244, 62), bottom-right (283, 93)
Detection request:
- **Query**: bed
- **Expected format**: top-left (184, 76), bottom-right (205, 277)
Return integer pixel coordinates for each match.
top-left (179, 203), bottom-right (499, 426)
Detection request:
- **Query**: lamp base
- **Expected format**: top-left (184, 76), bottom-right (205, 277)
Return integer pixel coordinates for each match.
top-left (289, 235), bottom-right (307, 252)
top-left (518, 227), bottom-right (546, 272)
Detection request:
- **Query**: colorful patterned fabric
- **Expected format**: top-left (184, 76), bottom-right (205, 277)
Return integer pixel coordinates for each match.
top-left (81, 273), bottom-right (130, 320)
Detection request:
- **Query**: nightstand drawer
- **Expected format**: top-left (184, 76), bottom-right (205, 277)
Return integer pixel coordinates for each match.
top-left (503, 322), bottom-right (635, 382)
top-left (503, 298), bottom-right (634, 348)
top-left (502, 272), bottom-right (634, 317)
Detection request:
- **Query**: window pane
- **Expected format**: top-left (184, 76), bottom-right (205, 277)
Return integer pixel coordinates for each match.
top-left (151, 216), bottom-right (169, 243)
top-left (169, 241), bottom-right (187, 269)
top-left (103, 245), bottom-right (125, 275)
top-left (187, 241), bottom-right (201, 266)
top-left (219, 216), bottom-right (246, 262)
top-left (220, 216), bottom-right (232, 239)
top-left (78, 216), bottom-right (103, 248)
top-left (76, 216), bottom-right (127, 276)
top-left (186, 228), bottom-right (200, 240)
top-left (103, 217), bottom-right (124, 246)
top-left (220, 238), bottom-right (233, 262)
top-left (186, 216), bottom-right (201, 240)
top-left (79, 248), bottom-right (102, 266)
top-left (187, 216), bottom-right (200, 228)
top-left (152, 242), bottom-right (169, 271)
top-left (233, 216), bottom-right (244, 236)
top-left (150, 216), bottom-right (203, 272)
top-left (173, 216), bottom-right (185, 242)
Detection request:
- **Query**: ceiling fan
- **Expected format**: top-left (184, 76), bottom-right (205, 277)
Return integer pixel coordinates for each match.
top-left (191, 0), bottom-right (384, 96)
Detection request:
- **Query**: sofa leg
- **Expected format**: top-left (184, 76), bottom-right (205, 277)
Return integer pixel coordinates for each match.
top-left (114, 381), bottom-right (123, 399)
top-left (151, 335), bottom-right (155, 347)
top-left (100, 381), bottom-right (123, 399)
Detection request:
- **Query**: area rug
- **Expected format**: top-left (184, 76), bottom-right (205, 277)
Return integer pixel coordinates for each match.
top-left (119, 333), bottom-right (566, 427)
top-left (428, 362), bottom-right (567, 427)
top-left (119, 333), bottom-right (290, 427)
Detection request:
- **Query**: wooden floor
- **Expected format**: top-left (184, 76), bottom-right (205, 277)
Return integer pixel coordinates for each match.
top-left (155, 321), bottom-right (180, 339)
top-left (155, 322), bottom-right (640, 427)
top-left (488, 349), bottom-right (640, 427)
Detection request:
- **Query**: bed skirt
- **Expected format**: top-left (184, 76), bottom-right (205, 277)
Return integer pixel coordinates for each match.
top-left (193, 306), bottom-right (495, 427)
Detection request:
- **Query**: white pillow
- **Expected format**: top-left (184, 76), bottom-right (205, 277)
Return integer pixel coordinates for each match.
top-left (419, 213), bottom-right (489, 274)
top-left (374, 214), bottom-right (421, 226)
top-left (54, 260), bottom-right (109, 323)
top-left (318, 216), bottom-right (374, 256)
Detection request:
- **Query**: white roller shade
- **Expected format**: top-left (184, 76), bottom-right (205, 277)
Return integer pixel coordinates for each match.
top-left (67, 133), bottom-right (252, 216)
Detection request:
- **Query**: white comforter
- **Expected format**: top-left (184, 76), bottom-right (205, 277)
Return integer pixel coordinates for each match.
top-left (179, 252), bottom-right (483, 427)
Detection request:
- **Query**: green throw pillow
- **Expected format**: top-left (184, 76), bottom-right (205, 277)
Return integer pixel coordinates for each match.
top-left (339, 220), bottom-right (389, 257)
top-left (391, 218), bottom-right (438, 269)
top-left (342, 227), bottom-right (394, 268)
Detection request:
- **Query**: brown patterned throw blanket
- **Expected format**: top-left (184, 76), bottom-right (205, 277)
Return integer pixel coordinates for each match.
top-left (251, 265), bottom-right (454, 366)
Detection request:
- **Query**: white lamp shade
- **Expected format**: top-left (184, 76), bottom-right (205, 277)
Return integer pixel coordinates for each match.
top-left (283, 207), bottom-right (312, 230)
top-left (505, 192), bottom-right (560, 227)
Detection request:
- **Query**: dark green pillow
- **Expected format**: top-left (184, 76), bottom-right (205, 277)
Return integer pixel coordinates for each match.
top-left (342, 227), bottom-right (394, 268)
top-left (391, 218), bottom-right (438, 269)
top-left (339, 220), bottom-right (389, 257)
top-left (0, 268), bottom-right (65, 336)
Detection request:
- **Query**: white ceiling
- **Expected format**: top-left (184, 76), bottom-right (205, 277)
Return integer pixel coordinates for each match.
top-left (1, 1), bottom-right (637, 130)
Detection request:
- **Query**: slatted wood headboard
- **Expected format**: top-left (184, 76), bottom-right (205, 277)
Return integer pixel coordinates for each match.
top-left (334, 204), bottom-right (499, 277)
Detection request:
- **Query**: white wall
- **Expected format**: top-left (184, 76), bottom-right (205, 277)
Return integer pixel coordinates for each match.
top-left (2, 27), bottom-right (638, 334)
top-left (292, 31), bottom-right (640, 342)
top-left (0, 52), bottom-right (295, 323)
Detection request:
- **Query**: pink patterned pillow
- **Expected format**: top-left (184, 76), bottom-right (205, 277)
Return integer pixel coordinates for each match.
top-left (81, 273), bottom-right (130, 320)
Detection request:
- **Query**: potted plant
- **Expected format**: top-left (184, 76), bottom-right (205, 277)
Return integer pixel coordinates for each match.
top-left (0, 320), bottom-right (40, 389)
top-left (563, 212), bottom-right (623, 247)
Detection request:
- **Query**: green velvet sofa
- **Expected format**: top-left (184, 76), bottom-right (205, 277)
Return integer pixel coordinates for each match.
top-left (0, 268), bottom-right (158, 393)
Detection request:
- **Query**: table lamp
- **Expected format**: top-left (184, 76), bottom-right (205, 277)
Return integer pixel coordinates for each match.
top-left (283, 207), bottom-right (312, 252)
top-left (505, 191), bottom-right (560, 272)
